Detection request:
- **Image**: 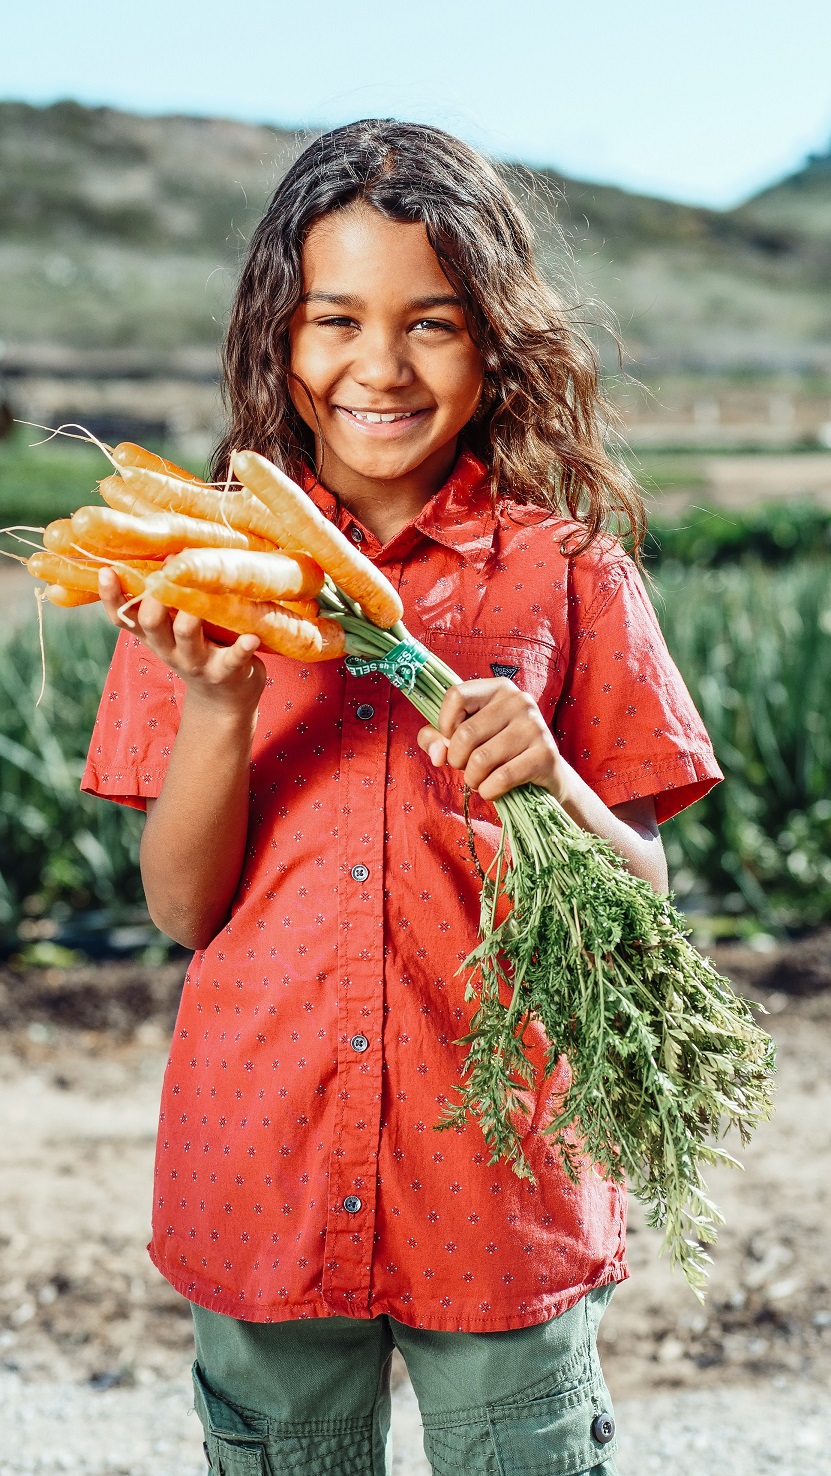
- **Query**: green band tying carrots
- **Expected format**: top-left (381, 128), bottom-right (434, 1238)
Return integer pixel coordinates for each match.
top-left (345, 637), bottom-right (430, 693)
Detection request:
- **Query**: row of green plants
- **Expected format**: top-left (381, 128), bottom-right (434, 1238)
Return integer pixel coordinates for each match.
top-left (659, 559), bottom-right (831, 929)
top-left (0, 614), bottom-right (145, 951)
top-left (0, 556), bottom-right (828, 950)
top-left (645, 500), bottom-right (831, 566)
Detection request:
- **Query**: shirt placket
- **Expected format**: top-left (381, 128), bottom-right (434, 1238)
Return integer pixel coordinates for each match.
top-left (322, 556), bottom-right (398, 1315)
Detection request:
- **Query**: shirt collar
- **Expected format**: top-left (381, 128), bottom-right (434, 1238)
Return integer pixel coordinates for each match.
top-left (298, 448), bottom-right (498, 571)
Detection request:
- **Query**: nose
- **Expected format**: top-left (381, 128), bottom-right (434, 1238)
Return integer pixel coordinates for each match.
top-left (351, 328), bottom-right (415, 392)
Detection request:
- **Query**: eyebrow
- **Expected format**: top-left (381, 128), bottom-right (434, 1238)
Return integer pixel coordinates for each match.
top-left (301, 291), bottom-right (462, 310)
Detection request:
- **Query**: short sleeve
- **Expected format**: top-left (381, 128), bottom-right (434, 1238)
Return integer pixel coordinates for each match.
top-left (553, 547), bottom-right (722, 823)
top-left (81, 630), bottom-right (183, 810)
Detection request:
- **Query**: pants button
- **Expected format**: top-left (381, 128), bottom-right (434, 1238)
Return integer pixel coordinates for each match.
top-left (591, 1412), bottom-right (616, 1445)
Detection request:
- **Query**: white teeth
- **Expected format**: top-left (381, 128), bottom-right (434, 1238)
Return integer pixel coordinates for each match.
top-left (348, 410), bottom-right (418, 423)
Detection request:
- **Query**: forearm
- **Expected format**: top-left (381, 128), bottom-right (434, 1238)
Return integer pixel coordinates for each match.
top-left (556, 761), bottom-right (669, 894)
top-left (140, 692), bottom-right (258, 948)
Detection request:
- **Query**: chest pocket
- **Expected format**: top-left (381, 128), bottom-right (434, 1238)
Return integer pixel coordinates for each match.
top-left (422, 632), bottom-right (561, 719)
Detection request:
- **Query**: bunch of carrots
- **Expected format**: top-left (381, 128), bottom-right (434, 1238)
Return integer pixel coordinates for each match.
top-left (19, 441), bottom-right (403, 653)
top-left (11, 435), bottom-right (776, 1294)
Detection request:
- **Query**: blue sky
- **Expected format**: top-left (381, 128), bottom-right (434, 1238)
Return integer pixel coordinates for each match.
top-left (5, 0), bottom-right (831, 208)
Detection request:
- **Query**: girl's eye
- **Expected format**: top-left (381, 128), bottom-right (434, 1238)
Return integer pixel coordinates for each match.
top-left (412, 319), bottom-right (457, 334)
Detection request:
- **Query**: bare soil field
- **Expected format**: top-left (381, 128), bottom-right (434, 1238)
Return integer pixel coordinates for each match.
top-left (650, 451), bottom-right (831, 517)
top-left (0, 934), bottom-right (829, 1473)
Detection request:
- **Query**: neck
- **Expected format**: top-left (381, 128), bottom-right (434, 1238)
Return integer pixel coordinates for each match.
top-left (314, 439), bottom-right (459, 544)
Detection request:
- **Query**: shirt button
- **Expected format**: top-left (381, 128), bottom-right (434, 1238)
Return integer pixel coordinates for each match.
top-left (351, 863), bottom-right (369, 882)
top-left (343, 1195), bottom-right (362, 1214)
top-left (591, 1412), bottom-right (616, 1445)
top-left (356, 704), bottom-right (375, 721)
top-left (350, 1034), bottom-right (369, 1052)
top-left (349, 526), bottom-right (364, 544)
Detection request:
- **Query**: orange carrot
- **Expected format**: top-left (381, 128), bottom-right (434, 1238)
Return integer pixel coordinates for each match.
top-left (158, 547), bottom-right (324, 602)
top-left (113, 464), bottom-right (287, 547)
top-left (112, 442), bottom-right (207, 485)
top-left (70, 505), bottom-right (278, 559)
top-left (44, 585), bottom-right (100, 607)
top-left (280, 598), bottom-right (319, 620)
top-left (42, 519), bottom-right (78, 556)
top-left (143, 576), bottom-right (346, 662)
top-left (231, 450), bottom-right (403, 628)
top-left (98, 474), bottom-right (160, 519)
top-left (27, 550), bottom-right (156, 599)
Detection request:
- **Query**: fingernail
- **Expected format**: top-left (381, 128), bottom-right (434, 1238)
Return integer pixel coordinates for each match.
top-left (429, 739), bottom-right (446, 765)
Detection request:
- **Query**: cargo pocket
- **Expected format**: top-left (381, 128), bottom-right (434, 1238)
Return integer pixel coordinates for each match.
top-left (192, 1361), bottom-right (271, 1475)
top-left (488, 1369), bottom-right (618, 1476)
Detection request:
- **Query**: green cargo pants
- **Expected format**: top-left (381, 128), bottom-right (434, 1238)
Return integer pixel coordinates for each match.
top-left (191, 1285), bottom-right (619, 1475)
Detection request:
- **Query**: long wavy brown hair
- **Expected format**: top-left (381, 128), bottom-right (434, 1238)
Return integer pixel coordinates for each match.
top-left (211, 119), bottom-right (646, 558)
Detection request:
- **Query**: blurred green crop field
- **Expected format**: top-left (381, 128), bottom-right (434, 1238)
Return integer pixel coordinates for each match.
top-left (0, 432), bottom-right (106, 531)
top-left (0, 612), bottom-right (144, 941)
top-left (0, 430), bottom-right (203, 554)
top-left (659, 560), bottom-right (831, 930)
top-left (1, 555), bottom-right (830, 950)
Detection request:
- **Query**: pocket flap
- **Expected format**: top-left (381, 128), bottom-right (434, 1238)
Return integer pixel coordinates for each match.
top-left (206, 1434), bottom-right (269, 1475)
top-left (192, 1362), bottom-right (270, 1475)
top-left (488, 1372), bottom-right (617, 1475)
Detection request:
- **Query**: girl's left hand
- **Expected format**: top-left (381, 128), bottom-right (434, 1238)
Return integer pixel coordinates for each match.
top-left (417, 678), bottom-right (567, 803)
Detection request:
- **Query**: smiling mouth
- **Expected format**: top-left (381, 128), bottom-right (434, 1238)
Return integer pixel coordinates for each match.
top-left (337, 408), bottom-right (428, 424)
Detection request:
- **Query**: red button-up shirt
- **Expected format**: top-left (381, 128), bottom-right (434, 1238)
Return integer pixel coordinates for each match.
top-left (82, 450), bottom-right (721, 1331)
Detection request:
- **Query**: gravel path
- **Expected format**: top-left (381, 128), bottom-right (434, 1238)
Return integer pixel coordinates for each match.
top-left (3, 1367), bottom-right (829, 1475)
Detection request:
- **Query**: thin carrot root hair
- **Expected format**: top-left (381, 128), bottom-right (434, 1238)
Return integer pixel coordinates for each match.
top-left (15, 420), bottom-right (121, 472)
top-left (218, 462), bottom-right (236, 536)
top-left (115, 591), bottom-right (144, 627)
top-left (34, 586), bottom-right (47, 708)
top-left (1, 526), bottom-right (48, 556)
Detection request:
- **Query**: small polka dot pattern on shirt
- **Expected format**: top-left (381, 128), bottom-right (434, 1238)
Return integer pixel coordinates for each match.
top-left (82, 450), bottom-right (721, 1331)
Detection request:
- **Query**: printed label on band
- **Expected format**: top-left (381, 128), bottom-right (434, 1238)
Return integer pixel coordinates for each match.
top-left (345, 637), bottom-right (430, 694)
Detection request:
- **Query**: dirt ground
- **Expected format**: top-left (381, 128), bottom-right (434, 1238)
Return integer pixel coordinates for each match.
top-left (0, 934), bottom-right (829, 1402)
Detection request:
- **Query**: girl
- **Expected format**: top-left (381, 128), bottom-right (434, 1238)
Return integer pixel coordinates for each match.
top-left (84, 120), bottom-right (721, 1475)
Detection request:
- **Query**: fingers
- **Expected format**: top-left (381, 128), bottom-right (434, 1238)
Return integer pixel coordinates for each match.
top-left (424, 678), bottom-right (562, 800)
top-left (98, 567), bottom-right (128, 624)
top-left (217, 633), bottom-right (262, 677)
top-left (416, 724), bottom-right (449, 767)
top-left (97, 568), bottom-right (261, 683)
top-left (438, 679), bottom-right (530, 770)
top-left (436, 679), bottom-right (513, 740)
top-left (469, 733), bottom-right (557, 801)
top-left (97, 568), bottom-right (170, 647)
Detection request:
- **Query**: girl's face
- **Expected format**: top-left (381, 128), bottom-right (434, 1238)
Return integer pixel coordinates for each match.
top-left (288, 203), bottom-right (484, 503)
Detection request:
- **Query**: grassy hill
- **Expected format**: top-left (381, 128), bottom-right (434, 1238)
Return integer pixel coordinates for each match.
top-left (1, 100), bottom-right (830, 373)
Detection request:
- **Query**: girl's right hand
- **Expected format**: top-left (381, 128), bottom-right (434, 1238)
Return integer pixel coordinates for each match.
top-left (98, 567), bottom-right (267, 711)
